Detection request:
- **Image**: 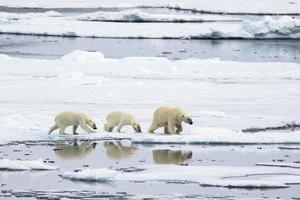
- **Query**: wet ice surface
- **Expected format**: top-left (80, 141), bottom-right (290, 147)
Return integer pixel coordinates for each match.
top-left (1, 140), bottom-right (300, 199)
top-left (0, 34), bottom-right (300, 63)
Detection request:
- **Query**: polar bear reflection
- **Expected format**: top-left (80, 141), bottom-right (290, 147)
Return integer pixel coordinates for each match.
top-left (54, 141), bottom-right (97, 160)
top-left (152, 149), bottom-right (192, 165)
top-left (104, 141), bottom-right (139, 160)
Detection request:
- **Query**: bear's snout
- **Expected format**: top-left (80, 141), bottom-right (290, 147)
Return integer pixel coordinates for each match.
top-left (135, 126), bottom-right (142, 133)
top-left (188, 119), bottom-right (193, 125)
top-left (93, 124), bottom-right (97, 130)
top-left (185, 151), bottom-right (193, 159)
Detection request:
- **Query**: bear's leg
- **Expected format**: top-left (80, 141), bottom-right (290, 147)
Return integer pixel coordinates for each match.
top-left (48, 124), bottom-right (59, 135)
top-left (148, 122), bottom-right (159, 134)
top-left (59, 126), bottom-right (67, 134)
top-left (175, 123), bottom-right (183, 134)
top-left (164, 125), bottom-right (171, 134)
top-left (73, 125), bottom-right (79, 135)
top-left (104, 123), bottom-right (114, 132)
top-left (116, 121), bottom-right (125, 133)
top-left (167, 119), bottom-right (176, 134)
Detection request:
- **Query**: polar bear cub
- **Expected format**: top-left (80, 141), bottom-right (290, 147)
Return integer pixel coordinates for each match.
top-left (148, 107), bottom-right (193, 134)
top-left (104, 111), bottom-right (141, 133)
top-left (48, 111), bottom-right (97, 135)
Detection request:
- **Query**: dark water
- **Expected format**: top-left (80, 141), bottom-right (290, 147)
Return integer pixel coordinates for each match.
top-left (1, 140), bottom-right (300, 199)
top-left (0, 34), bottom-right (299, 63)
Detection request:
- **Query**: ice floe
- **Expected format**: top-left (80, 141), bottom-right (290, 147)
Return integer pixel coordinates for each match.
top-left (75, 9), bottom-right (239, 22)
top-left (61, 164), bottom-right (300, 188)
top-left (0, 159), bottom-right (58, 171)
top-left (0, 11), bottom-right (62, 21)
top-left (242, 16), bottom-right (300, 38)
top-left (1, 0), bottom-right (299, 15)
top-left (0, 51), bottom-right (300, 145)
top-left (0, 11), bottom-right (299, 39)
top-left (131, 129), bottom-right (300, 144)
top-left (62, 168), bottom-right (118, 182)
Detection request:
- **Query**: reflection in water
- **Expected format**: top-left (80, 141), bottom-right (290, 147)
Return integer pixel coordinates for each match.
top-left (54, 141), bottom-right (97, 160)
top-left (104, 141), bottom-right (139, 160)
top-left (152, 149), bottom-right (192, 165)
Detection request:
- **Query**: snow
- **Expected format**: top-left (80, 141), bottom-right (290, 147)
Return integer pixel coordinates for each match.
top-left (1, 0), bottom-right (299, 15)
top-left (0, 51), bottom-right (300, 145)
top-left (0, 159), bottom-right (59, 171)
top-left (62, 168), bottom-right (118, 182)
top-left (0, 11), bottom-right (62, 21)
top-left (242, 16), bottom-right (300, 37)
top-left (132, 129), bottom-right (300, 144)
top-left (61, 164), bottom-right (300, 188)
top-left (61, 50), bottom-right (105, 62)
top-left (193, 110), bottom-right (228, 118)
top-left (75, 9), bottom-right (239, 22)
top-left (0, 11), bottom-right (299, 39)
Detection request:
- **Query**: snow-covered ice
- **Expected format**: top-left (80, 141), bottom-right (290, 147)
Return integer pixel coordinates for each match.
top-left (0, 5), bottom-right (299, 40)
top-left (62, 168), bottom-right (118, 182)
top-left (1, 0), bottom-right (299, 15)
top-left (0, 11), bottom-right (62, 21)
top-left (132, 129), bottom-right (300, 144)
top-left (0, 50), bottom-right (300, 145)
top-left (75, 9), bottom-right (239, 22)
top-left (0, 0), bottom-right (299, 39)
top-left (0, 159), bottom-right (58, 171)
top-left (0, 12), bottom-right (299, 39)
top-left (61, 164), bottom-right (300, 188)
top-left (242, 16), bottom-right (300, 38)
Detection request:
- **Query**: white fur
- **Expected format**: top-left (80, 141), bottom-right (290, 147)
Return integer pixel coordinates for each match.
top-left (48, 111), bottom-right (97, 135)
top-left (148, 107), bottom-right (193, 134)
top-left (104, 111), bottom-right (141, 133)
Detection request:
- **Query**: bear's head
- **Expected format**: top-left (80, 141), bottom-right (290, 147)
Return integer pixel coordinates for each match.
top-left (85, 117), bottom-right (97, 130)
top-left (181, 114), bottom-right (193, 125)
top-left (131, 119), bottom-right (142, 133)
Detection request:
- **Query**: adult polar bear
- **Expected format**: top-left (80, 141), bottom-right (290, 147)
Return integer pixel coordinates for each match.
top-left (48, 111), bottom-right (97, 134)
top-left (148, 107), bottom-right (193, 134)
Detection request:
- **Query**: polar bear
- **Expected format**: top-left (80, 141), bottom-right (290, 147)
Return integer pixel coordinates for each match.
top-left (148, 107), bottom-right (193, 134)
top-left (48, 111), bottom-right (97, 135)
top-left (104, 111), bottom-right (141, 133)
